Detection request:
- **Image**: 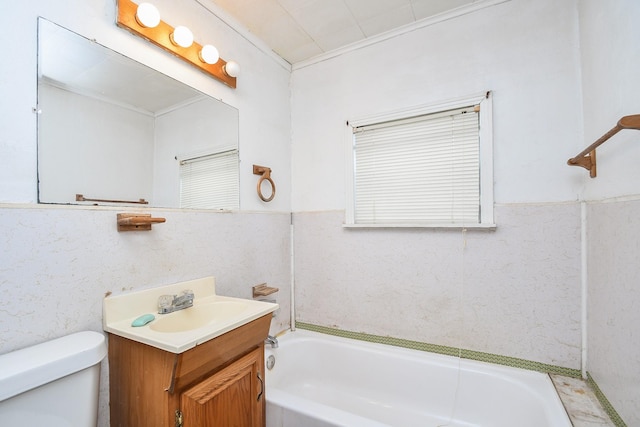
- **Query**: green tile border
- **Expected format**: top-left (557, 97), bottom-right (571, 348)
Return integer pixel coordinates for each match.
top-left (586, 373), bottom-right (627, 427)
top-left (295, 322), bottom-right (581, 378)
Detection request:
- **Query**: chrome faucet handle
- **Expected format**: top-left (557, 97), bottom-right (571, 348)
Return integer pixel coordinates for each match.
top-left (180, 289), bottom-right (194, 299)
top-left (157, 290), bottom-right (194, 314)
top-left (158, 294), bottom-right (173, 307)
top-left (174, 290), bottom-right (194, 305)
top-left (265, 335), bottom-right (279, 348)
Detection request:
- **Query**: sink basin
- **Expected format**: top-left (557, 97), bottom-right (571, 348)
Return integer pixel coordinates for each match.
top-left (150, 301), bottom-right (248, 333)
top-left (103, 276), bottom-right (279, 353)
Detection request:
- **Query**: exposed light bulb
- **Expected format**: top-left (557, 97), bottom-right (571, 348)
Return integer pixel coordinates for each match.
top-left (223, 60), bottom-right (240, 78)
top-left (135, 3), bottom-right (160, 28)
top-left (199, 44), bottom-right (219, 65)
top-left (170, 26), bottom-right (194, 48)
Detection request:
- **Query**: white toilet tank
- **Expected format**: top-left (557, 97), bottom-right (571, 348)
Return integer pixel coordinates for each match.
top-left (0, 331), bottom-right (107, 427)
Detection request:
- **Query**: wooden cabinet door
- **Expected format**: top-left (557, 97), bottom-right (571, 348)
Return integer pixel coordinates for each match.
top-left (180, 347), bottom-right (265, 427)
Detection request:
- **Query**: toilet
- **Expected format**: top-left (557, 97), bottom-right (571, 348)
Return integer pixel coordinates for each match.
top-left (0, 331), bottom-right (107, 426)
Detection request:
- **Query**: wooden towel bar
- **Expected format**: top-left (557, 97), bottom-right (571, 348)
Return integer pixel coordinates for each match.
top-left (567, 114), bottom-right (640, 177)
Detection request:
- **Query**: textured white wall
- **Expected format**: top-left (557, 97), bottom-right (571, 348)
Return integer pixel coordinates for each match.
top-left (291, 0), bottom-right (583, 368)
top-left (579, 1), bottom-right (640, 425)
top-left (587, 200), bottom-right (640, 425)
top-left (294, 204), bottom-right (581, 368)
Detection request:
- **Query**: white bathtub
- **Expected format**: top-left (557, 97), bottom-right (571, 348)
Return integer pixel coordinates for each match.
top-left (265, 330), bottom-right (572, 427)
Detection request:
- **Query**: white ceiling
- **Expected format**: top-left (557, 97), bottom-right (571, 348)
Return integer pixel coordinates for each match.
top-left (204, 0), bottom-right (478, 64)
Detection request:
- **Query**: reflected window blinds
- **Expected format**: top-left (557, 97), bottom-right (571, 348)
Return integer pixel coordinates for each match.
top-left (179, 149), bottom-right (239, 210)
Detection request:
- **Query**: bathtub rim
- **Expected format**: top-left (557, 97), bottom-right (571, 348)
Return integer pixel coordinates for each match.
top-left (268, 328), bottom-right (572, 382)
top-left (294, 322), bottom-right (582, 378)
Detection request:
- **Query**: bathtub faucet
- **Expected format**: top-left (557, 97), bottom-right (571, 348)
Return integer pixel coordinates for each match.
top-left (157, 290), bottom-right (194, 314)
top-left (265, 335), bottom-right (279, 348)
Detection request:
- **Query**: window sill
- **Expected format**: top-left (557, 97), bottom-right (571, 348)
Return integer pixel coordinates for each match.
top-left (343, 223), bottom-right (497, 230)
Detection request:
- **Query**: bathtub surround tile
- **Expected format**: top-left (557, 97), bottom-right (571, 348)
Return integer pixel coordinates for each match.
top-left (294, 209), bottom-right (464, 347)
top-left (293, 203), bottom-right (582, 369)
top-left (551, 375), bottom-right (616, 427)
top-left (458, 202), bottom-right (582, 367)
top-left (585, 373), bottom-right (629, 427)
top-left (587, 198), bottom-right (640, 426)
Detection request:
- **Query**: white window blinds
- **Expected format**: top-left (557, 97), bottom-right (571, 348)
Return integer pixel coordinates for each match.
top-left (352, 106), bottom-right (480, 226)
top-left (179, 149), bottom-right (239, 210)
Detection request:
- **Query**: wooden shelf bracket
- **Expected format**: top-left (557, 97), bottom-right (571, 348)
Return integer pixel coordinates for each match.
top-left (117, 213), bottom-right (166, 231)
top-left (567, 114), bottom-right (640, 178)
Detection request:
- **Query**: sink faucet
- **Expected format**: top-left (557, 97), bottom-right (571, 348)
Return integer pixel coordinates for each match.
top-left (265, 335), bottom-right (279, 348)
top-left (157, 290), bottom-right (194, 314)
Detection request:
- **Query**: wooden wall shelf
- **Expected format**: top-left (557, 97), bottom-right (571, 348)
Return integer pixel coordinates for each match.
top-left (117, 213), bottom-right (166, 231)
top-left (252, 283), bottom-right (279, 298)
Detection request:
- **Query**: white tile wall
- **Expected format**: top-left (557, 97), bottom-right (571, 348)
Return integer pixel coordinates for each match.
top-left (587, 198), bottom-right (640, 425)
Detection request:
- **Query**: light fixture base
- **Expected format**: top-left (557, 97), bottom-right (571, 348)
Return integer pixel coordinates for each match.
top-left (116, 0), bottom-right (236, 88)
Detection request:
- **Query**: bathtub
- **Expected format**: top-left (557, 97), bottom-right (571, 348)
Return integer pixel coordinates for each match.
top-left (265, 330), bottom-right (571, 427)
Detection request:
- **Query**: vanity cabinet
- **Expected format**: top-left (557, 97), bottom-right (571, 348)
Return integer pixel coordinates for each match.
top-left (108, 314), bottom-right (270, 427)
top-left (181, 347), bottom-right (263, 426)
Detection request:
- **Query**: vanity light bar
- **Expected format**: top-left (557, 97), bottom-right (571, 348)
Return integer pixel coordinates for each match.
top-left (116, 0), bottom-right (237, 88)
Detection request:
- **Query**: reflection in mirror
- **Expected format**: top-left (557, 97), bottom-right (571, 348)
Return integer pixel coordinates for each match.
top-left (37, 18), bottom-right (239, 210)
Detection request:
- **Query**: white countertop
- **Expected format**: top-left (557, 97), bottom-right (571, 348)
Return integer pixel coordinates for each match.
top-left (103, 277), bottom-right (278, 353)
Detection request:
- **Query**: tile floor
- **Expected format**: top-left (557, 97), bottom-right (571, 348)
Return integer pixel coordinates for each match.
top-left (551, 375), bottom-right (616, 426)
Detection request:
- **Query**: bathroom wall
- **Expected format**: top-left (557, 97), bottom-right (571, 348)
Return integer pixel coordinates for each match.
top-left (291, 0), bottom-right (584, 368)
top-left (579, 0), bottom-right (640, 424)
top-left (0, 1), bottom-right (292, 426)
top-left (38, 84), bottom-right (155, 204)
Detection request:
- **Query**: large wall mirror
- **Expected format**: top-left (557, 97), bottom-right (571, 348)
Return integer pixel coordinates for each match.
top-left (37, 18), bottom-right (239, 210)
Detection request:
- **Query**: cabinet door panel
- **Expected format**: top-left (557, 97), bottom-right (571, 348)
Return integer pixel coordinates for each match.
top-left (181, 348), bottom-right (263, 427)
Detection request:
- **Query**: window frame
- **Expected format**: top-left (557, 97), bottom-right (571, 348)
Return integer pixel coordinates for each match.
top-left (345, 92), bottom-right (494, 229)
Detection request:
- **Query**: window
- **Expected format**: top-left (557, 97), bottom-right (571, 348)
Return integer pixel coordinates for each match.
top-left (179, 149), bottom-right (239, 210)
top-left (346, 93), bottom-right (494, 228)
